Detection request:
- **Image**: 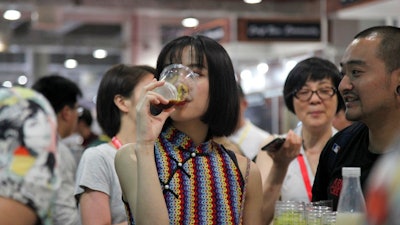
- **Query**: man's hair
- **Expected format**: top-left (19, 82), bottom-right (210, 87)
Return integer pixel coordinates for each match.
top-left (78, 107), bottom-right (93, 127)
top-left (354, 26), bottom-right (400, 73)
top-left (32, 75), bottom-right (82, 113)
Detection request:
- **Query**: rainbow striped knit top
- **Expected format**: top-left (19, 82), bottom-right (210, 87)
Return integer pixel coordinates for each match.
top-left (155, 125), bottom-right (245, 225)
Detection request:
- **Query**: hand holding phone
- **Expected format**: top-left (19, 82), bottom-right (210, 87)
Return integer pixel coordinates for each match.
top-left (261, 137), bottom-right (286, 152)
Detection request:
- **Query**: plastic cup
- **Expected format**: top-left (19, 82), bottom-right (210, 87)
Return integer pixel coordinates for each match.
top-left (150, 64), bottom-right (198, 115)
top-left (273, 201), bottom-right (306, 225)
top-left (322, 211), bottom-right (337, 225)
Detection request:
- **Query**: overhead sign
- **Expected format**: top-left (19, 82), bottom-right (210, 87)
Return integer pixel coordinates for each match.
top-left (238, 18), bottom-right (321, 42)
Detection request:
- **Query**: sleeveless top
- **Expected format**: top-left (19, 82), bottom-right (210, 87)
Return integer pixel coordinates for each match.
top-left (155, 125), bottom-right (245, 224)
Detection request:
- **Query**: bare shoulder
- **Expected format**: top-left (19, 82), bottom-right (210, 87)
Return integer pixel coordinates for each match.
top-left (117, 143), bottom-right (136, 158)
top-left (213, 136), bottom-right (243, 155)
top-left (114, 143), bottom-right (137, 169)
top-left (235, 153), bottom-right (260, 179)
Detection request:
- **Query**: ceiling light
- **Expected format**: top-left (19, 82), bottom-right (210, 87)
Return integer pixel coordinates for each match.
top-left (240, 69), bottom-right (252, 81)
top-left (285, 60), bottom-right (297, 72)
top-left (3, 9), bottom-right (21, 21)
top-left (243, 0), bottom-right (262, 4)
top-left (93, 49), bottom-right (108, 59)
top-left (181, 17), bottom-right (199, 28)
top-left (2, 81), bottom-right (12, 88)
top-left (64, 58), bottom-right (78, 69)
top-left (257, 63), bottom-right (269, 74)
top-left (18, 75), bottom-right (28, 85)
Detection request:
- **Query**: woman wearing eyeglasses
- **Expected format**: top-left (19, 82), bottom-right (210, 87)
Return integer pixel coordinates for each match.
top-left (256, 57), bottom-right (344, 219)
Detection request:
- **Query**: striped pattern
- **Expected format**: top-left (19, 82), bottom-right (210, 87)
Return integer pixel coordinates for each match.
top-left (155, 125), bottom-right (244, 225)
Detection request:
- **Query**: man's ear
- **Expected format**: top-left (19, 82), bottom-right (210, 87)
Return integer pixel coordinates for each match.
top-left (393, 68), bottom-right (400, 96)
top-left (114, 95), bottom-right (129, 113)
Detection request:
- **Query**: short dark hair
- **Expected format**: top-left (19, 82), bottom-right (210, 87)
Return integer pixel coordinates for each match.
top-left (156, 35), bottom-right (239, 137)
top-left (32, 75), bottom-right (82, 113)
top-left (354, 26), bottom-right (400, 73)
top-left (78, 107), bottom-right (93, 127)
top-left (283, 57), bottom-right (344, 114)
top-left (96, 64), bottom-right (156, 138)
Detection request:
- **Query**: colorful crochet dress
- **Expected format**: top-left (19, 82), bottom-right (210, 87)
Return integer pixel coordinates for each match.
top-left (155, 125), bottom-right (245, 225)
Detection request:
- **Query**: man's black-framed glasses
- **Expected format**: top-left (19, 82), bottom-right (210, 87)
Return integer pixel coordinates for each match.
top-left (293, 86), bottom-right (337, 102)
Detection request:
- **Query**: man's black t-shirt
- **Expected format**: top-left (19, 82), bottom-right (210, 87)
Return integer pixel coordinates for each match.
top-left (312, 122), bottom-right (381, 210)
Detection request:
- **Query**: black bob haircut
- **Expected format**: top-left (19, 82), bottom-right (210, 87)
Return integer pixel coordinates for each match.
top-left (156, 35), bottom-right (239, 137)
top-left (96, 64), bottom-right (156, 138)
top-left (283, 57), bottom-right (344, 114)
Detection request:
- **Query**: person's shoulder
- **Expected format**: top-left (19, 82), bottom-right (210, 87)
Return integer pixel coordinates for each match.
top-left (86, 138), bottom-right (107, 148)
top-left (115, 143), bottom-right (137, 162)
top-left (57, 140), bottom-right (70, 151)
top-left (234, 152), bottom-right (259, 178)
top-left (234, 152), bottom-right (249, 165)
top-left (213, 136), bottom-right (243, 155)
top-left (114, 143), bottom-right (137, 174)
top-left (323, 122), bottom-right (367, 157)
top-left (331, 122), bottom-right (366, 140)
top-left (57, 141), bottom-right (77, 163)
top-left (342, 121), bottom-right (366, 132)
top-left (81, 143), bottom-right (114, 158)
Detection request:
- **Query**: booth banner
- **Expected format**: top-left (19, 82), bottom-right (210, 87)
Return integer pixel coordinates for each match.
top-left (238, 18), bottom-right (321, 42)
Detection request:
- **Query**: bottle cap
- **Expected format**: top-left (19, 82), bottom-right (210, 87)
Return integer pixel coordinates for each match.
top-left (342, 167), bottom-right (361, 177)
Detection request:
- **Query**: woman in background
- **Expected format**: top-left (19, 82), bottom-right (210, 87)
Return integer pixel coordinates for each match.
top-left (256, 57), bottom-right (343, 222)
top-left (74, 64), bottom-right (155, 225)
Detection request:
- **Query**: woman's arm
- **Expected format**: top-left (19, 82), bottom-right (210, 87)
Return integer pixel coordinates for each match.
top-left (115, 80), bottom-right (173, 225)
top-left (79, 190), bottom-right (112, 225)
top-left (256, 130), bottom-right (301, 224)
top-left (0, 197), bottom-right (37, 225)
top-left (116, 143), bottom-right (169, 225)
top-left (240, 159), bottom-right (264, 225)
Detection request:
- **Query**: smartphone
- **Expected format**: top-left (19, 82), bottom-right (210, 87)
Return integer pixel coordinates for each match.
top-left (261, 137), bottom-right (286, 152)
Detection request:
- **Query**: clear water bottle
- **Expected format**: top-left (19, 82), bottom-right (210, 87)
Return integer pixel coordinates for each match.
top-left (336, 167), bottom-right (366, 225)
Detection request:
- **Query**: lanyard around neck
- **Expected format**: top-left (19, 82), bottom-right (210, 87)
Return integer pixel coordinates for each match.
top-left (111, 136), bottom-right (122, 150)
top-left (297, 154), bottom-right (312, 202)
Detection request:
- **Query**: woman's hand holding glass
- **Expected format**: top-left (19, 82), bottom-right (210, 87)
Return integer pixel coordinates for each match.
top-left (135, 79), bottom-right (174, 147)
top-left (136, 64), bottom-right (198, 148)
top-left (149, 64), bottom-right (198, 116)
